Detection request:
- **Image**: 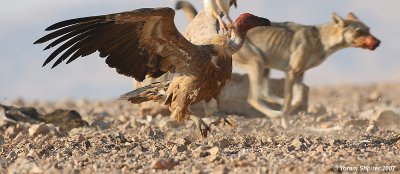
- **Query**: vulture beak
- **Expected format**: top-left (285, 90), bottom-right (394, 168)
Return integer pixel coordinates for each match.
top-left (230, 0), bottom-right (237, 8)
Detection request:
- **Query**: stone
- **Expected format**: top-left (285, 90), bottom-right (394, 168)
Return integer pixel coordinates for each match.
top-left (359, 109), bottom-right (375, 119)
top-left (26, 149), bottom-right (39, 159)
top-left (371, 109), bottom-right (400, 129)
top-left (219, 138), bottom-right (230, 149)
top-left (0, 135), bottom-right (5, 145)
top-left (151, 158), bottom-right (178, 170)
top-left (291, 138), bottom-right (309, 151)
top-left (175, 137), bottom-right (191, 146)
top-left (316, 145), bottom-right (324, 153)
top-left (208, 147), bottom-right (219, 162)
top-left (5, 126), bottom-right (20, 139)
top-left (172, 145), bottom-right (187, 153)
top-left (6, 151), bottom-right (17, 162)
top-left (366, 124), bottom-right (379, 134)
top-left (29, 123), bottom-right (50, 137)
top-left (74, 134), bottom-right (86, 143)
top-left (308, 104), bottom-right (327, 115)
top-left (366, 91), bottom-right (381, 102)
top-left (212, 165), bottom-right (229, 174)
top-left (91, 119), bottom-right (111, 130)
top-left (192, 146), bottom-right (210, 158)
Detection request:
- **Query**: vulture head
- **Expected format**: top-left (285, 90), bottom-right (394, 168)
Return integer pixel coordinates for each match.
top-left (234, 13), bottom-right (271, 37)
top-left (217, 13), bottom-right (271, 56)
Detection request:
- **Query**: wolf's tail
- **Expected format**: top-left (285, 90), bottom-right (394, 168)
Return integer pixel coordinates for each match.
top-left (175, 1), bottom-right (198, 22)
top-left (119, 81), bottom-right (171, 104)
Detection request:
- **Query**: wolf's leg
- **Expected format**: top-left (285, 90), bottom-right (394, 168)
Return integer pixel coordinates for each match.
top-left (281, 70), bottom-right (304, 129)
top-left (261, 68), bottom-right (285, 105)
top-left (289, 73), bottom-right (305, 113)
top-left (246, 62), bottom-right (281, 118)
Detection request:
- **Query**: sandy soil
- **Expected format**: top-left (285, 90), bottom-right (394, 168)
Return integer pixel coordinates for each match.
top-left (1, 83), bottom-right (400, 174)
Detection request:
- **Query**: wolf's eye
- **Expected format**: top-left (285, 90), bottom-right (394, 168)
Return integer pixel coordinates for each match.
top-left (354, 28), bottom-right (366, 36)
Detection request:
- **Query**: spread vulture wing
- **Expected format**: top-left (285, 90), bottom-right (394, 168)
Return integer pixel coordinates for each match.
top-left (34, 8), bottom-right (200, 81)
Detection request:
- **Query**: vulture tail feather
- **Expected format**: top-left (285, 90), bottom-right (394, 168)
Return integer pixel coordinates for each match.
top-left (119, 81), bottom-right (171, 104)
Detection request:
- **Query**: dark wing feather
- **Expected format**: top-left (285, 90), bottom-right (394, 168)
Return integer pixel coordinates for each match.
top-left (34, 7), bottom-right (201, 81)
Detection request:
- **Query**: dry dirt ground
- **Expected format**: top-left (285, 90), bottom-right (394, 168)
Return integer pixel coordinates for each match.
top-left (1, 83), bottom-right (400, 174)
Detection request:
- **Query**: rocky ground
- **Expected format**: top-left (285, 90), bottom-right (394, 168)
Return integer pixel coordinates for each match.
top-left (1, 83), bottom-right (400, 174)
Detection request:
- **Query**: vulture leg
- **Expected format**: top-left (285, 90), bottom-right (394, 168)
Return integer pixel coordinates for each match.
top-left (190, 115), bottom-right (210, 138)
top-left (203, 98), bottom-right (235, 128)
top-left (210, 111), bottom-right (236, 127)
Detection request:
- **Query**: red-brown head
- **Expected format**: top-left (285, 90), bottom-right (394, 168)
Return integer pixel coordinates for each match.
top-left (234, 13), bottom-right (271, 37)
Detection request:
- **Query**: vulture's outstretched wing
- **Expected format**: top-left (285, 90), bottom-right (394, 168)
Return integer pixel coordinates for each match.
top-left (34, 8), bottom-right (201, 81)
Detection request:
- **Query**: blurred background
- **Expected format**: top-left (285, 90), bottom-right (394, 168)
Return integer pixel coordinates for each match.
top-left (0, 0), bottom-right (398, 101)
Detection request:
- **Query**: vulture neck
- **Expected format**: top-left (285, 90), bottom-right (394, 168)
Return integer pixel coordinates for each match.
top-left (226, 30), bottom-right (244, 55)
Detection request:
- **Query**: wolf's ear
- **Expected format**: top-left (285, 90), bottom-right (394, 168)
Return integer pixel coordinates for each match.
top-left (332, 12), bottom-right (347, 27)
top-left (347, 12), bottom-right (359, 21)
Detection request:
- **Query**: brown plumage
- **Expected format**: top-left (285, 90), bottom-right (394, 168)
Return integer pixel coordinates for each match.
top-left (35, 7), bottom-right (270, 137)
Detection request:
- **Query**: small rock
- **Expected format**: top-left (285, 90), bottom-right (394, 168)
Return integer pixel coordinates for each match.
top-left (208, 147), bottom-right (219, 162)
top-left (6, 151), bottom-right (17, 162)
top-left (192, 146), bottom-right (210, 158)
top-left (330, 139), bottom-right (344, 146)
top-left (366, 91), bottom-right (381, 102)
top-left (13, 132), bottom-right (26, 142)
top-left (158, 119), bottom-right (181, 128)
top-left (359, 109), bottom-right (375, 119)
top-left (343, 119), bottom-right (370, 130)
top-left (91, 119), bottom-right (111, 130)
top-left (64, 148), bottom-right (73, 156)
top-left (172, 145), bottom-right (187, 153)
top-left (219, 138), bottom-right (230, 149)
top-left (139, 126), bottom-right (154, 137)
top-left (175, 137), bottom-right (191, 146)
top-left (212, 165), bottom-right (229, 174)
top-left (82, 140), bottom-right (91, 150)
top-left (366, 124), bottom-right (379, 134)
top-left (191, 165), bottom-right (203, 174)
top-left (74, 134), bottom-right (86, 143)
top-left (43, 109), bottom-right (88, 130)
top-left (29, 123), bottom-right (50, 137)
top-left (46, 124), bottom-right (58, 135)
top-left (316, 145), bottom-right (324, 153)
top-left (118, 115), bottom-right (129, 123)
top-left (233, 160), bottom-right (253, 167)
top-left (287, 145), bottom-right (295, 152)
top-left (5, 126), bottom-right (20, 139)
top-left (308, 104), bottom-right (327, 115)
top-left (0, 135), bottom-right (5, 145)
top-left (371, 110), bottom-right (400, 129)
top-left (26, 149), bottom-right (39, 159)
top-left (152, 158), bottom-right (177, 170)
top-left (291, 138), bottom-right (308, 151)
top-left (123, 121), bottom-right (133, 129)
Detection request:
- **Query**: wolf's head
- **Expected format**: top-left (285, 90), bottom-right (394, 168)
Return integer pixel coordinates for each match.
top-left (332, 12), bottom-right (380, 50)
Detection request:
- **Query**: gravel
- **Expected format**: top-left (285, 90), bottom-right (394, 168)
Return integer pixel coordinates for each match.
top-left (1, 83), bottom-right (400, 173)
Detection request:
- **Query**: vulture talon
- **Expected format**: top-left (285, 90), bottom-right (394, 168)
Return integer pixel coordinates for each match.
top-left (210, 112), bottom-right (236, 127)
top-left (198, 117), bottom-right (211, 138)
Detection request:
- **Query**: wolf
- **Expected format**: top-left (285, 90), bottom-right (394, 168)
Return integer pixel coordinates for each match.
top-left (176, 1), bottom-right (381, 128)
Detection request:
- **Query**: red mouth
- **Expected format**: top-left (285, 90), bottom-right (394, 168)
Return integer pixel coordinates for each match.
top-left (362, 36), bottom-right (380, 50)
top-left (363, 44), bottom-right (377, 50)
